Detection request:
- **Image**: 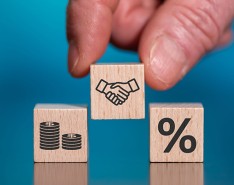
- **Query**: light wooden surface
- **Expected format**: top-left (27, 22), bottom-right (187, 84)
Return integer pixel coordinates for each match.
top-left (34, 163), bottom-right (87, 185)
top-left (150, 163), bottom-right (203, 185)
top-left (91, 63), bottom-right (145, 119)
top-left (34, 104), bottom-right (88, 162)
top-left (150, 103), bottom-right (204, 162)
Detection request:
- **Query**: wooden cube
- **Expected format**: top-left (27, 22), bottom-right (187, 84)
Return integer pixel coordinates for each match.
top-left (150, 103), bottom-right (203, 162)
top-left (91, 63), bottom-right (145, 119)
top-left (34, 104), bottom-right (88, 162)
top-left (150, 163), bottom-right (203, 185)
top-left (34, 163), bottom-right (87, 185)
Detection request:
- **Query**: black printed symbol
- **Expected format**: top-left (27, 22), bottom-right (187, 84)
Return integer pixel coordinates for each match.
top-left (158, 118), bottom-right (196, 153)
top-left (62, 133), bottom-right (82, 150)
top-left (39, 122), bottom-right (82, 151)
top-left (96, 78), bottom-right (140, 106)
top-left (40, 122), bottom-right (60, 150)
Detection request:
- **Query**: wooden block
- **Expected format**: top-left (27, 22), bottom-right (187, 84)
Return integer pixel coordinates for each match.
top-left (34, 104), bottom-right (88, 162)
top-left (91, 63), bottom-right (145, 119)
top-left (34, 163), bottom-right (87, 185)
top-left (150, 103), bottom-right (203, 162)
top-left (150, 163), bottom-right (203, 185)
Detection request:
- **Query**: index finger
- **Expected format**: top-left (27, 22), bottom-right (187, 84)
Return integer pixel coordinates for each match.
top-left (67, 0), bottom-right (119, 77)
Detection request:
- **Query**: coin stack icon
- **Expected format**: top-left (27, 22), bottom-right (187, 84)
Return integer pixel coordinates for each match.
top-left (40, 122), bottom-right (60, 150)
top-left (62, 133), bottom-right (82, 150)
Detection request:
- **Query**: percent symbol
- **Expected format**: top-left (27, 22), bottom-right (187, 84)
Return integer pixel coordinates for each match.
top-left (158, 118), bottom-right (196, 153)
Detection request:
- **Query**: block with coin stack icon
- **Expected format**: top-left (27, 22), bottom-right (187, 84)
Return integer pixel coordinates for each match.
top-left (91, 63), bottom-right (145, 119)
top-left (34, 104), bottom-right (88, 162)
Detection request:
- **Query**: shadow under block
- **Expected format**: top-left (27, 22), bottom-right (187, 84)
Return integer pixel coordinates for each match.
top-left (150, 103), bottom-right (204, 162)
top-left (91, 63), bottom-right (145, 119)
top-left (34, 104), bottom-right (88, 162)
top-left (34, 163), bottom-right (87, 185)
top-left (150, 163), bottom-right (204, 185)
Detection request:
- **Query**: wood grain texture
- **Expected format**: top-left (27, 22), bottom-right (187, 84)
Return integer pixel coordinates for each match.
top-left (34, 163), bottom-right (87, 185)
top-left (91, 63), bottom-right (145, 119)
top-left (150, 103), bottom-right (204, 162)
top-left (34, 104), bottom-right (88, 162)
top-left (150, 163), bottom-right (203, 185)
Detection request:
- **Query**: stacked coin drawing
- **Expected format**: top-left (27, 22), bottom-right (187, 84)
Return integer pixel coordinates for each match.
top-left (40, 122), bottom-right (60, 150)
top-left (62, 133), bottom-right (82, 150)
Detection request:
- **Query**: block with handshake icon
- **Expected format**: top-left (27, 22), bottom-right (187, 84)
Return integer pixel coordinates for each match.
top-left (91, 64), bottom-right (145, 119)
top-left (96, 78), bottom-right (140, 106)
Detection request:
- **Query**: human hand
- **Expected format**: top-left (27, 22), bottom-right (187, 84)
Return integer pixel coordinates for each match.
top-left (67, 0), bottom-right (234, 90)
top-left (96, 79), bottom-right (140, 105)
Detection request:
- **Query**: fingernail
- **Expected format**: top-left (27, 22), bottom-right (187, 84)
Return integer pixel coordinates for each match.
top-left (68, 41), bottom-right (79, 74)
top-left (150, 35), bottom-right (188, 86)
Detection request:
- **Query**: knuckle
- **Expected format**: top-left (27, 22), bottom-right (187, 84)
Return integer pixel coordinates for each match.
top-left (69, 0), bottom-right (117, 11)
top-left (172, 1), bottom-right (221, 51)
top-left (66, 0), bottom-right (117, 41)
top-left (95, 0), bottom-right (118, 11)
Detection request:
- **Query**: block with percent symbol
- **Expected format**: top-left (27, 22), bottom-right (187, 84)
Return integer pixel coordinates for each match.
top-left (34, 104), bottom-right (88, 162)
top-left (91, 63), bottom-right (145, 119)
top-left (150, 103), bottom-right (204, 162)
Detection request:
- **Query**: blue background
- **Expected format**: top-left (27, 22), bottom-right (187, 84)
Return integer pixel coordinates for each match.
top-left (0, 0), bottom-right (234, 184)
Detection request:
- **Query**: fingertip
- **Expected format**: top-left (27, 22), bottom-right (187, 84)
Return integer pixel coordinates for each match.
top-left (68, 42), bottom-right (79, 77)
top-left (69, 67), bottom-right (90, 78)
top-left (145, 68), bottom-right (175, 91)
top-left (141, 35), bottom-right (189, 91)
top-left (68, 42), bottom-right (94, 78)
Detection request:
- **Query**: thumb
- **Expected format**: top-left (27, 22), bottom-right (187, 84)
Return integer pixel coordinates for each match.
top-left (139, 0), bottom-right (234, 90)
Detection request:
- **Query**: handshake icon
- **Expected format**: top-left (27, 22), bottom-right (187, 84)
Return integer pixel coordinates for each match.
top-left (96, 78), bottom-right (140, 106)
